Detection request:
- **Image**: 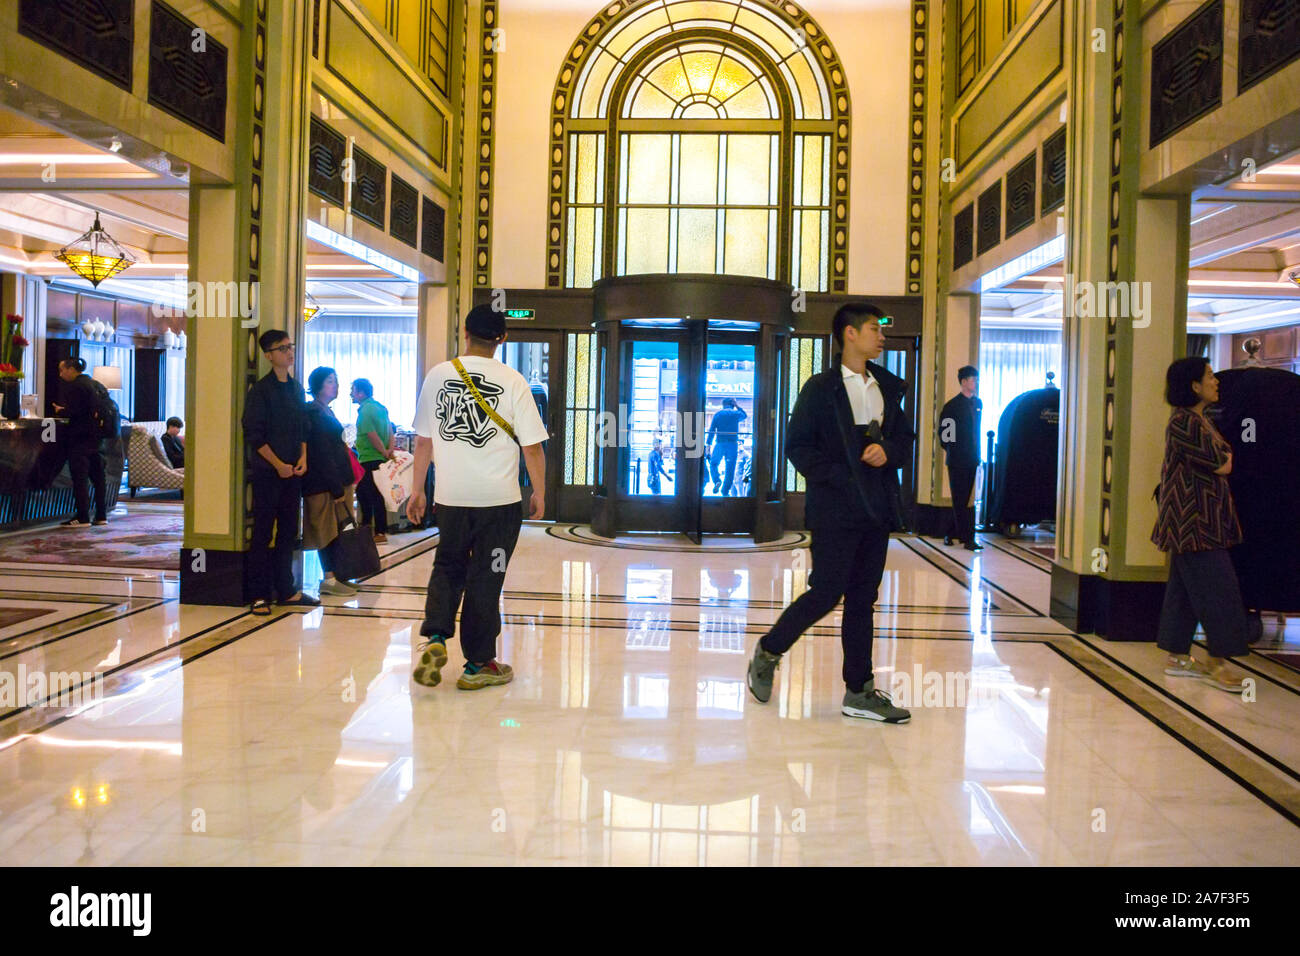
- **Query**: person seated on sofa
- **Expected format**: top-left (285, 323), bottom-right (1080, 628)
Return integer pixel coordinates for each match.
top-left (161, 417), bottom-right (185, 469)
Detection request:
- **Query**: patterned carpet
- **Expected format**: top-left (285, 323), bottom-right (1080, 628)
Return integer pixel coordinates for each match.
top-left (0, 513), bottom-right (182, 570)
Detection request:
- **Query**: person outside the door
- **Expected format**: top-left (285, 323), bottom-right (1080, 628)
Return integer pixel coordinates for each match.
top-left (706, 397), bottom-right (747, 495)
top-left (406, 303), bottom-right (549, 690)
top-left (242, 329), bottom-right (316, 616)
top-left (939, 365), bottom-right (983, 550)
top-left (53, 357), bottom-right (108, 527)
top-left (351, 378), bottom-right (393, 543)
top-left (746, 302), bottom-right (915, 724)
top-left (648, 437), bottom-right (673, 495)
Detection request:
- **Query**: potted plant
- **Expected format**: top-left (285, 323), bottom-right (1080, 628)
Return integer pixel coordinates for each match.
top-left (1, 313), bottom-right (27, 419)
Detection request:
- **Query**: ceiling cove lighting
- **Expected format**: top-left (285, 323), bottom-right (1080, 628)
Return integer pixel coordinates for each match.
top-left (304, 220), bottom-right (421, 282)
top-left (977, 235), bottom-right (1066, 293)
top-left (55, 214), bottom-right (135, 287)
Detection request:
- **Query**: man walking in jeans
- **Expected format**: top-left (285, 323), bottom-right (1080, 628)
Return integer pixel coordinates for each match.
top-left (406, 304), bottom-right (548, 690)
top-left (746, 303), bottom-right (915, 723)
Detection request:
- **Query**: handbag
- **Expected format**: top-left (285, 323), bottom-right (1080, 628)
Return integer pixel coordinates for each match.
top-left (329, 512), bottom-right (381, 581)
top-left (452, 357), bottom-right (519, 444)
top-left (347, 446), bottom-right (365, 485)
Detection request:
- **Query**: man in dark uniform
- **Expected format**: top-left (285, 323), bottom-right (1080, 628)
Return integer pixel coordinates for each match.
top-left (54, 357), bottom-right (108, 527)
top-left (939, 365), bottom-right (982, 550)
top-left (647, 437), bottom-right (672, 495)
top-left (746, 302), bottom-right (915, 724)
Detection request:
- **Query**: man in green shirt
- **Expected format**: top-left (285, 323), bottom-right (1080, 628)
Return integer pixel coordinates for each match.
top-left (351, 378), bottom-right (394, 542)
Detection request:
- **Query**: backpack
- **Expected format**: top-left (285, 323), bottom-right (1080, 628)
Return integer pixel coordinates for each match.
top-left (89, 377), bottom-right (120, 439)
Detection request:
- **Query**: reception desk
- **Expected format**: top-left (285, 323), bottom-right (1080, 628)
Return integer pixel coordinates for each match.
top-left (0, 419), bottom-right (125, 530)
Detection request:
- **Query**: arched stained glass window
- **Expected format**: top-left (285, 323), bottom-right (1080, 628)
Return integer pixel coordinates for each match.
top-left (548, 0), bottom-right (850, 293)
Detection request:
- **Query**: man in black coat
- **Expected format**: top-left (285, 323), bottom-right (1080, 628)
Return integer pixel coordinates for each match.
top-left (746, 302), bottom-right (915, 724)
top-left (53, 357), bottom-right (108, 527)
top-left (241, 329), bottom-right (315, 615)
top-left (939, 365), bottom-right (982, 550)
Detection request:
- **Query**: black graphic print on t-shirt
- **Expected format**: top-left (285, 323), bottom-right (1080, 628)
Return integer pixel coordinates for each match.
top-left (436, 373), bottom-right (505, 447)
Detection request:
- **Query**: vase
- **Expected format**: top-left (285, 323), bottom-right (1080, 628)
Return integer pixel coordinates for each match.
top-left (0, 378), bottom-right (19, 420)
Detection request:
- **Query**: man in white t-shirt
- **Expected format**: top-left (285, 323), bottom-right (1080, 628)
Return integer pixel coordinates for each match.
top-left (406, 304), bottom-right (548, 690)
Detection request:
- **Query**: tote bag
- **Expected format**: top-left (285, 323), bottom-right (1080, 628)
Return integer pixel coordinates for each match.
top-left (330, 514), bottom-right (381, 580)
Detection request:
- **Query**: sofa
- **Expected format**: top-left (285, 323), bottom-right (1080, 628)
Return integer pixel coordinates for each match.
top-left (125, 422), bottom-right (184, 496)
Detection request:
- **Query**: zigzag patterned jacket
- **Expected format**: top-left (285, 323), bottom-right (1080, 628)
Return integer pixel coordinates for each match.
top-left (1151, 407), bottom-right (1242, 554)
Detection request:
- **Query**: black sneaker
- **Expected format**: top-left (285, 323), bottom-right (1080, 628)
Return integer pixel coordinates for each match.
top-left (842, 681), bottom-right (911, 723)
top-left (747, 641), bottom-right (781, 703)
top-left (91, 518), bottom-right (107, 526)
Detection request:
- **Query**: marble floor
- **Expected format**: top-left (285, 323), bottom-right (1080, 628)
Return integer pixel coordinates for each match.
top-left (1, 515), bottom-right (1298, 866)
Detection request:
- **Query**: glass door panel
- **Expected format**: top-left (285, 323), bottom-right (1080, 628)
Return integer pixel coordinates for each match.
top-left (702, 342), bottom-right (755, 498)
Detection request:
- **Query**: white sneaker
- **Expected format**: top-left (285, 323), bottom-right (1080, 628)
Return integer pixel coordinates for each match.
top-left (1164, 655), bottom-right (1211, 678)
top-left (319, 579), bottom-right (358, 596)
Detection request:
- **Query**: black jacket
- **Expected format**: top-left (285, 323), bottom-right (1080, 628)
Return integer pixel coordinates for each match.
top-left (61, 373), bottom-right (102, 442)
top-left (939, 392), bottom-right (982, 468)
top-left (787, 361), bottom-right (915, 531)
top-left (161, 432), bottom-right (185, 469)
top-left (303, 402), bottom-right (354, 499)
top-left (242, 372), bottom-right (306, 476)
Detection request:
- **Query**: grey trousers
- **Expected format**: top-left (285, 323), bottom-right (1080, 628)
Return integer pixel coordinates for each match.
top-left (1155, 548), bottom-right (1249, 659)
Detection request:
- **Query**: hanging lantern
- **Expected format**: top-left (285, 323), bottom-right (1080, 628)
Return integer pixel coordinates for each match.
top-left (55, 214), bottom-right (135, 287)
top-left (303, 292), bottom-right (323, 323)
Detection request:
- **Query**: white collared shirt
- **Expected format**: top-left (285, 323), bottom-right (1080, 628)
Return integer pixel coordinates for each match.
top-left (841, 364), bottom-right (884, 426)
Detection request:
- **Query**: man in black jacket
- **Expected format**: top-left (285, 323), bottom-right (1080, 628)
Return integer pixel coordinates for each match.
top-left (241, 329), bottom-right (315, 615)
top-left (54, 357), bottom-right (108, 527)
top-left (939, 365), bottom-right (983, 550)
top-left (747, 302), bottom-right (915, 723)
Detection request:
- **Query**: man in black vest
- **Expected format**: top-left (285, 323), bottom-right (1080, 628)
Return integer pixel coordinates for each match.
top-left (746, 302), bottom-right (915, 724)
top-left (939, 365), bottom-right (982, 550)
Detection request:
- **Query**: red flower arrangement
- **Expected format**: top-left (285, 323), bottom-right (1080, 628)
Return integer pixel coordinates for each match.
top-left (1, 314), bottom-right (26, 380)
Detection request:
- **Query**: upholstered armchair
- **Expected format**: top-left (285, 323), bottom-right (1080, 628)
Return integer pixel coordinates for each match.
top-left (126, 425), bottom-right (185, 497)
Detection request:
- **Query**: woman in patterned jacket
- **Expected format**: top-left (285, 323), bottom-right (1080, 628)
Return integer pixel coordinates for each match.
top-left (1151, 356), bottom-right (1248, 693)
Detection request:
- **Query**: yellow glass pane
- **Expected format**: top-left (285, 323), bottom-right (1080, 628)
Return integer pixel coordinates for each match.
top-left (666, 0), bottom-right (750, 29)
top-left (784, 48), bottom-right (826, 119)
top-left (681, 50), bottom-right (720, 95)
top-left (576, 134), bottom-right (599, 204)
top-left (680, 101), bottom-right (720, 118)
top-left (723, 208), bottom-right (768, 277)
top-left (603, 5), bottom-right (671, 58)
top-left (719, 80), bottom-right (773, 118)
top-left (645, 55), bottom-right (692, 103)
top-left (677, 208), bottom-right (717, 272)
top-left (574, 207), bottom-right (596, 288)
top-left (626, 135), bottom-right (671, 204)
top-left (629, 80), bottom-right (677, 118)
top-left (679, 135), bottom-right (719, 204)
top-left (710, 56), bottom-right (756, 101)
top-left (799, 210), bottom-right (820, 293)
top-left (732, 7), bottom-right (796, 60)
top-left (724, 135), bottom-right (772, 205)
top-left (800, 135), bottom-right (823, 208)
top-left (578, 49), bottom-right (621, 118)
top-left (625, 208), bottom-right (670, 274)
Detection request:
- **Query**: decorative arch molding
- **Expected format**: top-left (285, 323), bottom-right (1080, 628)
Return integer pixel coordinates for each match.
top-left (545, 0), bottom-right (852, 292)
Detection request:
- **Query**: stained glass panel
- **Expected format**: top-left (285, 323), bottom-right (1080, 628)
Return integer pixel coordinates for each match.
top-left (711, 56), bottom-right (755, 101)
top-left (626, 135), bottom-right (672, 204)
top-left (679, 135), bottom-right (719, 204)
top-left (628, 80), bottom-right (677, 118)
top-left (625, 208), bottom-right (670, 273)
top-left (682, 50), bottom-right (721, 94)
top-left (723, 208), bottom-right (768, 276)
top-left (677, 207), bottom-right (717, 272)
top-left (577, 49), bottom-right (621, 118)
top-left (646, 56), bottom-right (693, 102)
top-left (724, 134), bottom-right (772, 205)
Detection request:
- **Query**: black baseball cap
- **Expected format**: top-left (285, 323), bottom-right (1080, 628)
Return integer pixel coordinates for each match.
top-left (465, 304), bottom-right (507, 341)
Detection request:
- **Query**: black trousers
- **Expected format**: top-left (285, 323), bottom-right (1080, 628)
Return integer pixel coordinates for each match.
top-left (248, 472), bottom-right (301, 603)
top-left (421, 501), bottom-right (523, 663)
top-left (67, 437), bottom-right (107, 523)
top-left (760, 524), bottom-right (891, 691)
top-left (1156, 548), bottom-right (1249, 658)
top-left (356, 459), bottom-right (388, 534)
top-left (947, 461), bottom-right (977, 542)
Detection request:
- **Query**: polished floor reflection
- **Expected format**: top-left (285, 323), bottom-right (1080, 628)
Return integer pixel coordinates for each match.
top-left (1, 524), bottom-right (1298, 866)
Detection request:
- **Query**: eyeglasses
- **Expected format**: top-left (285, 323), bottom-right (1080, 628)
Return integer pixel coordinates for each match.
top-left (269, 343), bottom-right (296, 354)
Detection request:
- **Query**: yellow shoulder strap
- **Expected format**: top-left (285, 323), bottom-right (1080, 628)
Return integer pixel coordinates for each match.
top-left (451, 357), bottom-right (516, 441)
